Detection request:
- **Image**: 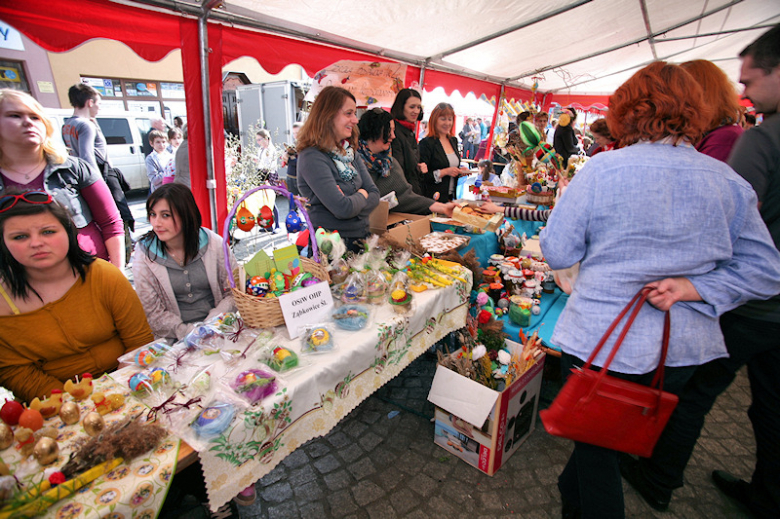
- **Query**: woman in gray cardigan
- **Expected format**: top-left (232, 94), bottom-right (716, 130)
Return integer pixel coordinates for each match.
top-left (357, 108), bottom-right (455, 217)
top-left (297, 87), bottom-right (380, 254)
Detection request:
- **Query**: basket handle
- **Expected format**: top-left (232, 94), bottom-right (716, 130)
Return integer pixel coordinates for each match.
top-left (222, 185), bottom-right (320, 290)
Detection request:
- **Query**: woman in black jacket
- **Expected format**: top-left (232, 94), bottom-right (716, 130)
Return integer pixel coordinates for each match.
top-left (418, 103), bottom-right (470, 203)
top-left (390, 88), bottom-right (426, 195)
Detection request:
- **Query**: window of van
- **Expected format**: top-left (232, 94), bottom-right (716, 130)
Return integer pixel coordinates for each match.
top-left (96, 118), bottom-right (134, 145)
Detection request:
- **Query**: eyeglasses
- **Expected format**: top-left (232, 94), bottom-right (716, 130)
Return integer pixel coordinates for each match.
top-left (0, 191), bottom-right (53, 213)
top-left (371, 107), bottom-right (387, 114)
top-left (436, 103), bottom-right (454, 110)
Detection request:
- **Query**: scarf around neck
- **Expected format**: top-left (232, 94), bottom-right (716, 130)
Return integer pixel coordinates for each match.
top-left (357, 139), bottom-right (392, 178)
top-left (327, 142), bottom-right (357, 182)
top-left (396, 119), bottom-right (416, 132)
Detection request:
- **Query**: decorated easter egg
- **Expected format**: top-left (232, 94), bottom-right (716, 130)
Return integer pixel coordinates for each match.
top-left (149, 367), bottom-right (171, 386)
top-left (192, 401), bottom-right (236, 438)
top-left (257, 205), bottom-right (274, 230)
top-left (134, 349), bottom-right (156, 367)
top-left (236, 205), bottom-right (256, 232)
top-left (246, 276), bottom-right (269, 296)
top-left (129, 372), bottom-right (153, 393)
top-left (285, 210), bottom-right (303, 233)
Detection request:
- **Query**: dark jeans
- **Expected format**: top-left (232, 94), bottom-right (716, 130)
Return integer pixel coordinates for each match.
top-left (557, 353), bottom-right (695, 519)
top-left (638, 311), bottom-right (780, 518)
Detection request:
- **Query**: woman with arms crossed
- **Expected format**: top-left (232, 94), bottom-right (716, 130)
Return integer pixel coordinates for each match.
top-left (0, 191), bottom-right (152, 403)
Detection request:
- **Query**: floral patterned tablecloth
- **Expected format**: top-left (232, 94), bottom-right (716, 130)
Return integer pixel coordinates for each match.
top-left (112, 270), bottom-right (472, 512)
top-left (0, 375), bottom-right (179, 519)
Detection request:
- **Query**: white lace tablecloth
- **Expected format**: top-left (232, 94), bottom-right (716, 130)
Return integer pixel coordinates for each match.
top-left (113, 272), bottom-right (471, 511)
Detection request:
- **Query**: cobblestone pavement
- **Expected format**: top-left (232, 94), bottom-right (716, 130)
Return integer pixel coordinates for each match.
top-left (235, 355), bottom-right (754, 519)
top-left (126, 194), bottom-right (755, 519)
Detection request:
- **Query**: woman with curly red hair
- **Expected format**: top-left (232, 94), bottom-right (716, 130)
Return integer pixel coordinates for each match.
top-left (539, 61), bottom-right (780, 519)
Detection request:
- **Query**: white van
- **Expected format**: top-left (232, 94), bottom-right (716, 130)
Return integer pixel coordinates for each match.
top-left (45, 109), bottom-right (156, 191)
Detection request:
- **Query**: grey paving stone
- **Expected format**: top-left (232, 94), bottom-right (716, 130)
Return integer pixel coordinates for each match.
top-left (347, 456), bottom-right (377, 480)
top-left (326, 430), bottom-right (352, 449)
top-left (388, 487), bottom-right (421, 515)
top-left (292, 480), bottom-right (323, 503)
top-left (288, 463), bottom-right (318, 486)
top-left (351, 479), bottom-right (386, 507)
top-left (267, 500), bottom-right (299, 519)
top-left (327, 489), bottom-right (358, 516)
top-left (260, 480), bottom-right (293, 503)
top-left (323, 469), bottom-right (353, 492)
top-left (358, 431), bottom-right (384, 452)
top-left (339, 443), bottom-right (365, 464)
top-left (365, 500), bottom-right (397, 519)
top-left (407, 473), bottom-right (438, 498)
top-left (313, 454), bottom-right (341, 475)
top-left (306, 440), bottom-right (331, 459)
top-left (282, 448), bottom-right (310, 469)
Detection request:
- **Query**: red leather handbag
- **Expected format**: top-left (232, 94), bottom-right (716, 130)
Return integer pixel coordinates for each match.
top-left (540, 288), bottom-right (678, 458)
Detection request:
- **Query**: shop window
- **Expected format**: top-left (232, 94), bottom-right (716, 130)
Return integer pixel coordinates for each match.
top-left (0, 59), bottom-right (29, 93)
top-left (96, 117), bottom-right (133, 145)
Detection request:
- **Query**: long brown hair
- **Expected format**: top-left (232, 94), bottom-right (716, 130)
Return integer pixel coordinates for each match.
top-left (296, 86), bottom-right (358, 152)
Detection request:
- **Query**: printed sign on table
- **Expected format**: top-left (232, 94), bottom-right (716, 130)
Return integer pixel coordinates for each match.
top-left (278, 281), bottom-right (334, 339)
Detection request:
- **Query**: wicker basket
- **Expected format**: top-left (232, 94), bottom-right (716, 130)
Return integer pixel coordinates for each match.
top-left (525, 191), bottom-right (555, 205)
top-left (232, 257), bottom-right (330, 328)
top-left (222, 184), bottom-right (327, 328)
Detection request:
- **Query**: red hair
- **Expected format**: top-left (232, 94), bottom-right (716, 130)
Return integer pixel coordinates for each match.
top-left (607, 62), bottom-right (710, 147)
top-left (680, 60), bottom-right (741, 131)
top-left (427, 103), bottom-right (456, 139)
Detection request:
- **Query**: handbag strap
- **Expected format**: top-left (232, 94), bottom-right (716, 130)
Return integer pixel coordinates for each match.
top-left (583, 287), bottom-right (671, 390)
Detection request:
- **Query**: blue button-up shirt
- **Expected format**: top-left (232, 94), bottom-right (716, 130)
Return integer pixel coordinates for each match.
top-left (540, 142), bottom-right (780, 374)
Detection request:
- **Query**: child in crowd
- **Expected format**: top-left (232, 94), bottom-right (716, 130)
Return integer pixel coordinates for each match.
top-left (478, 159), bottom-right (502, 186)
top-left (167, 128), bottom-right (183, 154)
top-left (145, 130), bottom-right (172, 192)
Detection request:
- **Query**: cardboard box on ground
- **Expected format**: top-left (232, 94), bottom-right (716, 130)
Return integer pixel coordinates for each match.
top-left (427, 340), bottom-right (545, 476)
top-left (368, 200), bottom-right (431, 245)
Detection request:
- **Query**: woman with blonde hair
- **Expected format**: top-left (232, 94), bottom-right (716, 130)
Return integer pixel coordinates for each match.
top-left (0, 89), bottom-right (124, 268)
top-left (296, 86), bottom-right (380, 253)
top-left (680, 59), bottom-right (743, 162)
top-left (418, 103), bottom-right (470, 203)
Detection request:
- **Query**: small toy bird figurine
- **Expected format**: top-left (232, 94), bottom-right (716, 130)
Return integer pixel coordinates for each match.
top-left (64, 373), bottom-right (94, 401)
top-left (28, 389), bottom-right (63, 419)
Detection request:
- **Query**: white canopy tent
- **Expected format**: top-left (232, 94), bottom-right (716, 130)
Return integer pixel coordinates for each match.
top-left (158, 0), bottom-right (780, 96)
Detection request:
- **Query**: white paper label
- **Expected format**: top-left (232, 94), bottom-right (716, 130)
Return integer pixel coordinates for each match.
top-left (278, 281), bottom-right (334, 339)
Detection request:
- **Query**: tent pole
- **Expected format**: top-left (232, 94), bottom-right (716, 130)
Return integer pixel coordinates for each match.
top-left (484, 84), bottom-right (503, 163)
top-left (199, 0), bottom-right (220, 230)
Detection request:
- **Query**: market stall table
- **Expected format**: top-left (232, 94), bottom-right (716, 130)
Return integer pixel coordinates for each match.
top-left (499, 289), bottom-right (567, 352)
top-left (0, 375), bottom-right (179, 519)
top-left (111, 271), bottom-right (472, 512)
top-left (431, 216), bottom-right (546, 269)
